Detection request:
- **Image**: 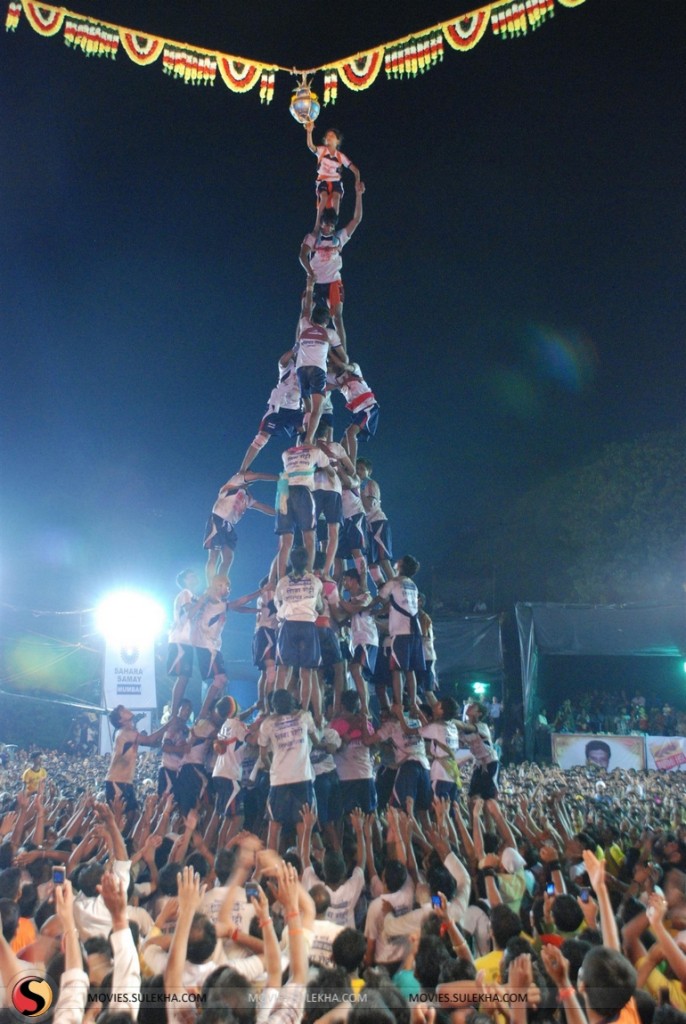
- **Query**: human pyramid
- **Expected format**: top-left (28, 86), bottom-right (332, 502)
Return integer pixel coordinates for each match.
top-left (167, 122), bottom-right (431, 728)
top-left (106, 124), bottom-right (497, 850)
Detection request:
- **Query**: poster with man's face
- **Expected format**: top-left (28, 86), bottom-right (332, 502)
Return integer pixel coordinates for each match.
top-left (552, 733), bottom-right (645, 770)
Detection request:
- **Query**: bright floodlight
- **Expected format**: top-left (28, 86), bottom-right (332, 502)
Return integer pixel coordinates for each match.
top-left (95, 591), bottom-right (166, 646)
top-left (471, 681), bottom-right (487, 697)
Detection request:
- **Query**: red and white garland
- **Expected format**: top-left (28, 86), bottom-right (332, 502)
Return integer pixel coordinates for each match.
top-left (6, 0), bottom-right (590, 105)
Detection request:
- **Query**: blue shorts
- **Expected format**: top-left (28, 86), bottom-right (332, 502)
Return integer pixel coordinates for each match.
top-left (347, 403), bottom-right (380, 441)
top-left (372, 644), bottom-right (392, 688)
top-left (253, 626), bottom-right (276, 668)
top-left (319, 412), bottom-right (334, 431)
top-left (203, 513), bottom-right (238, 551)
top-left (432, 779), bottom-right (460, 802)
top-left (340, 777), bottom-right (377, 815)
top-left (106, 781), bottom-right (138, 813)
top-left (337, 513), bottom-right (367, 559)
top-left (268, 780), bottom-right (316, 827)
top-left (176, 764), bottom-right (210, 815)
top-left (367, 520), bottom-right (393, 565)
top-left (352, 643), bottom-right (377, 679)
top-left (314, 769), bottom-right (342, 825)
top-left (297, 365), bottom-right (326, 398)
top-left (277, 485), bottom-right (316, 535)
top-left (391, 761), bottom-right (432, 812)
top-left (167, 643), bottom-right (193, 678)
top-left (314, 490), bottom-right (343, 525)
top-left (468, 761), bottom-right (500, 800)
top-left (276, 620), bottom-right (321, 669)
top-left (259, 407), bottom-right (303, 437)
top-left (375, 765), bottom-right (397, 811)
top-left (318, 626), bottom-right (343, 667)
top-left (157, 767), bottom-right (179, 798)
top-left (212, 777), bottom-right (244, 818)
top-left (389, 635), bottom-right (426, 673)
top-left (417, 661), bottom-right (437, 694)
top-left (195, 647), bottom-right (226, 680)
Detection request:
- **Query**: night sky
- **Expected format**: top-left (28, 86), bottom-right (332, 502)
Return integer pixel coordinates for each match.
top-left (1, 0), bottom-right (685, 654)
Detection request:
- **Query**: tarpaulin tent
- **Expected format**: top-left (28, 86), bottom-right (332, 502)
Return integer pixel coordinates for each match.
top-left (515, 602), bottom-right (686, 758)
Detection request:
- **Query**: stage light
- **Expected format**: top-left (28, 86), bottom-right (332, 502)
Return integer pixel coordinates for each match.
top-left (95, 591), bottom-right (165, 647)
top-left (471, 681), bottom-right (488, 697)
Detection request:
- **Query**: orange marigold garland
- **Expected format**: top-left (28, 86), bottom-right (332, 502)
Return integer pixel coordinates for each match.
top-left (119, 31), bottom-right (163, 66)
top-left (23, 1), bottom-right (63, 36)
top-left (217, 57), bottom-right (261, 93)
top-left (337, 49), bottom-right (384, 91)
top-left (162, 44), bottom-right (216, 85)
top-left (442, 8), bottom-right (491, 51)
top-left (64, 17), bottom-right (118, 58)
top-left (5, 1), bottom-right (21, 30)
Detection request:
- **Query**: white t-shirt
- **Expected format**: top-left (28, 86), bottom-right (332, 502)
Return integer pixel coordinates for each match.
top-left (379, 577), bottom-right (419, 636)
top-left (302, 226), bottom-right (350, 283)
top-left (365, 875), bottom-right (415, 963)
top-left (268, 357), bottom-right (302, 411)
top-left (314, 147), bottom-right (351, 182)
top-left (341, 485), bottom-right (365, 519)
top-left (421, 721), bottom-right (462, 782)
top-left (275, 572), bottom-right (322, 623)
top-left (302, 864), bottom-right (365, 928)
top-left (346, 591), bottom-right (379, 648)
top-left (330, 717), bottom-right (374, 780)
top-left (168, 588), bottom-right (196, 644)
top-left (213, 486), bottom-right (255, 524)
top-left (309, 918), bottom-right (345, 968)
top-left (212, 718), bottom-right (249, 780)
top-left (296, 317), bottom-right (341, 370)
top-left (375, 718), bottom-right (430, 770)
top-left (282, 445), bottom-right (331, 490)
top-left (259, 710), bottom-right (316, 784)
top-left (461, 721), bottom-right (498, 767)
top-left (191, 599), bottom-right (228, 652)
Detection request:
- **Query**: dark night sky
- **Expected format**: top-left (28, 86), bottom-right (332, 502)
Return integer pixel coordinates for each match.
top-left (1, 0), bottom-right (685, 640)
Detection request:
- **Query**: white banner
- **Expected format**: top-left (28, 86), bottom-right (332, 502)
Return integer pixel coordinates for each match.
top-left (102, 640), bottom-right (157, 710)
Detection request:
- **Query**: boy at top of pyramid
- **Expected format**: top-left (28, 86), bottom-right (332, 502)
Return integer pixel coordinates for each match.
top-left (304, 123), bottom-right (361, 215)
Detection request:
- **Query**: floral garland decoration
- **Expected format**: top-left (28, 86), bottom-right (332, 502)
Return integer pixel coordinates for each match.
top-left (5, 0), bottom-right (592, 104)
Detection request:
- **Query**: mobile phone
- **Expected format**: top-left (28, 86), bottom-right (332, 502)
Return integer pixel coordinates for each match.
top-left (580, 888), bottom-right (589, 903)
top-left (431, 895), bottom-right (442, 909)
top-left (52, 866), bottom-right (66, 886)
top-left (245, 881), bottom-right (260, 902)
top-left (546, 882), bottom-right (555, 895)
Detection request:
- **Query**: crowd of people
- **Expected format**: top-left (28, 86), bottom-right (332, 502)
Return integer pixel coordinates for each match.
top-left (540, 696), bottom-right (685, 738)
top-left (1, 747), bottom-right (686, 1024)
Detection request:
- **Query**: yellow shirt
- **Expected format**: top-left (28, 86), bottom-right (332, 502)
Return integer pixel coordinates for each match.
top-left (22, 767), bottom-right (46, 793)
top-left (636, 958), bottom-right (686, 1011)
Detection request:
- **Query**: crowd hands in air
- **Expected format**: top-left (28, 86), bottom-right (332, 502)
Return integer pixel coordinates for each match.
top-left (4, 129), bottom-right (686, 1022)
top-left (2, 751), bottom-right (686, 1024)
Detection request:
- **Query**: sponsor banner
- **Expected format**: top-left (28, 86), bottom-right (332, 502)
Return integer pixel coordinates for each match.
top-left (551, 733), bottom-right (645, 771)
top-left (645, 736), bottom-right (686, 772)
top-left (102, 639), bottom-right (157, 709)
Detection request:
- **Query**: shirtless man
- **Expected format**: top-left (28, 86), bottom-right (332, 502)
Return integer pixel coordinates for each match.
top-left (105, 708), bottom-right (167, 818)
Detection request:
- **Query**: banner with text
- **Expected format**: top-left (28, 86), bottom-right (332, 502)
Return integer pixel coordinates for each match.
top-left (102, 640), bottom-right (157, 710)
